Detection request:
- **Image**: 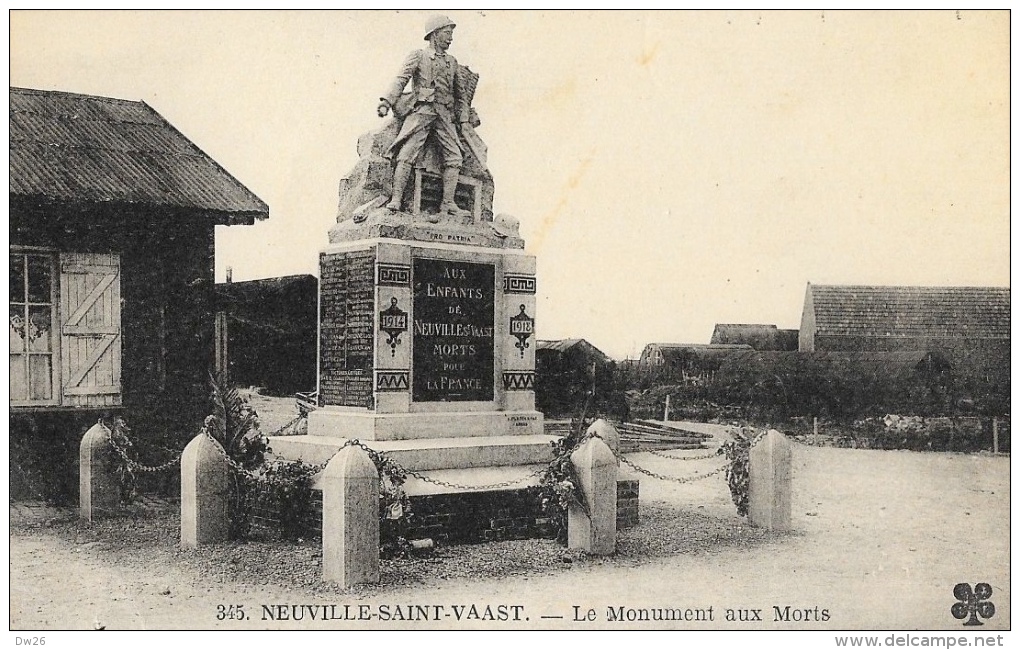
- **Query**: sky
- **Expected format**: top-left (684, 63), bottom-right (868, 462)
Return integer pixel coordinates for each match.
top-left (9, 10), bottom-right (1011, 360)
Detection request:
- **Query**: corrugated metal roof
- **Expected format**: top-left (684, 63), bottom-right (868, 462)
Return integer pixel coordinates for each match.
top-left (809, 285), bottom-right (1010, 339)
top-left (537, 338), bottom-right (585, 353)
top-left (537, 338), bottom-right (610, 361)
top-left (10, 87), bottom-right (269, 224)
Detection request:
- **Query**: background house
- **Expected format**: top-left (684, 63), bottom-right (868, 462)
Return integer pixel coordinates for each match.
top-left (535, 338), bottom-right (625, 419)
top-left (711, 323), bottom-right (799, 351)
top-left (9, 87), bottom-right (268, 501)
top-left (215, 274), bottom-right (318, 396)
top-left (799, 284), bottom-right (1010, 354)
top-left (799, 283), bottom-right (1010, 413)
top-left (638, 342), bottom-right (752, 367)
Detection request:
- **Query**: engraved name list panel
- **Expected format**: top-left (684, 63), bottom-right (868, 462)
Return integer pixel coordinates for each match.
top-left (319, 249), bottom-right (375, 408)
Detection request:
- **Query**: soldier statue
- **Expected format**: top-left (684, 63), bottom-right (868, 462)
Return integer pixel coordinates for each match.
top-left (377, 15), bottom-right (474, 219)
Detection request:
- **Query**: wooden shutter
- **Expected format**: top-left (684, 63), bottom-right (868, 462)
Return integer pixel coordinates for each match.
top-left (59, 252), bottom-right (122, 407)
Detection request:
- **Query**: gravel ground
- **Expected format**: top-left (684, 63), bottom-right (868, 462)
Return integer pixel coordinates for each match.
top-left (11, 497), bottom-right (779, 599)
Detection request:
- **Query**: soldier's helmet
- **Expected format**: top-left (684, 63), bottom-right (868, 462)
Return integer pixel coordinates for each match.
top-left (424, 15), bottom-right (456, 40)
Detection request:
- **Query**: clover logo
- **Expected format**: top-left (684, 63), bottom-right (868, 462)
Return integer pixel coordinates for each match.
top-left (951, 583), bottom-right (995, 626)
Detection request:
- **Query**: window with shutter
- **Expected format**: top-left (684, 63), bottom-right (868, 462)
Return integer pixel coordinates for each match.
top-left (9, 250), bottom-right (58, 406)
top-left (58, 253), bottom-right (122, 407)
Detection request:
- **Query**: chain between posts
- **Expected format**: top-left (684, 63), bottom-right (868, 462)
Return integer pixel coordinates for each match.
top-left (102, 411), bottom-right (308, 476)
top-left (267, 414), bottom-right (306, 437)
top-left (368, 428), bottom-right (606, 492)
top-left (121, 413), bottom-right (771, 490)
top-left (602, 426), bottom-right (773, 485)
top-left (319, 429), bottom-right (604, 492)
top-left (104, 420), bottom-right (184, 474)
top-left (616, 453), bottom-right (729, 484)
top-left (201, 423), bottom-right (337, 484)
top-left (645, 449), bottom-right (719, 461)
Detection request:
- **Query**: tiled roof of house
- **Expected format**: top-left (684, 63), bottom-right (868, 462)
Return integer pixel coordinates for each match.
top-left (808, 285), bottom-right (1010, 339)
top-left (10, 87), bottom-right (269, 224)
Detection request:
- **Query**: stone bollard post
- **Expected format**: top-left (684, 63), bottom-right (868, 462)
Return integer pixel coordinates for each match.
top-left (586, 418), bottom-right (620, 458)
top-left (567, 436), bottom-right (617, 555)
top-left (748, 429), bottom-right (792, 531)
top-left (322, 444), bottom-right (380, 588)
top-left (181, 433), bottom-right (230, 548)
top-left (80, 422), bottom-right (120, 521)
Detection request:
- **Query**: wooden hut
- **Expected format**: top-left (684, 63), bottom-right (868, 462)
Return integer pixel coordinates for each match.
top-left (9, 87), bottom-right (268, 500)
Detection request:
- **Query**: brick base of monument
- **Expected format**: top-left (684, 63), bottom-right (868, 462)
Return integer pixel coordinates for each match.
top-left (295, 479), bottom-right (639, 542)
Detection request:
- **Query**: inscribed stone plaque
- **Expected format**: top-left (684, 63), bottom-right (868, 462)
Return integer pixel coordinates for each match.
top-left (412, 258), bottom-right (495, 402)
top-left (319, 249), bottom-right (375, 408)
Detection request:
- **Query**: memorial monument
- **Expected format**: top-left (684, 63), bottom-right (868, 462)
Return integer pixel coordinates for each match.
top-left (273, 16), bottom-right (551, 489)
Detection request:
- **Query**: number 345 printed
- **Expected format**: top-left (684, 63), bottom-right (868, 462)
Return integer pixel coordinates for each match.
top-left (217, 604), bottom-right (248, 621)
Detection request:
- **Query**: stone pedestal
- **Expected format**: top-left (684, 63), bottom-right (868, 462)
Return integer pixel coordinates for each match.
top-left (322, 444), bottom-right (380, 587)
top-left (277, 234), bottom-right (549, 478)
top-left (567, 436), bottom-right (618, 555)
top-left (180, 434), bottom-right (230, 548)
top-left (748, 429), bottom-right (792, 531)
top-left (311, 237), bottom-right (541, 434)
top-left (79, 422), bottom-right (119, 521)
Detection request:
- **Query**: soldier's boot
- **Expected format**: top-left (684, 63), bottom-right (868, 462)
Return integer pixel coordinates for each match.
top-left (386, 162), bottom-right (413, 213)
top-left (440, 167), bottom-right (473, 220)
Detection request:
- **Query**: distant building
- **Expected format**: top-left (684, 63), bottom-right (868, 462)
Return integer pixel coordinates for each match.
top-left (536, 339), bottom-right (613, 418)
top-left (799, 284), bottom-right (1010, 385)
top-left (10, 87), bottom-right (268, 499)
top-left (799, 284), bottom-right (1010, 352)
top-left (637, 343), bottom-right (754, 386)
top-left (799, 283), bottom-right (1007, 363)
top-left (215, 275), bottom-right (318, 396)
top-left (711, 324), bottom-right (799, 351)
top-left (638, 343), bottom-right (751, 367)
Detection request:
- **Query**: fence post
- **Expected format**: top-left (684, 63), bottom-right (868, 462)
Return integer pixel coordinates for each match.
top-left (80, 422), bottom-right (119, 521)
top-left (215, 311), bottom-right (229, 383)
top-left (748, 429), bottom-right (792, 531)
top-left (992, 417), bottom-right (999, 454)
top-left (322, 445), bottom-right (380, 587)
top-left (567, 436), bottom-right (617, 555)
top-left (181, 433), bottom-right (230, 548)
top-left (664, 394), bottom-right (671, 421)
